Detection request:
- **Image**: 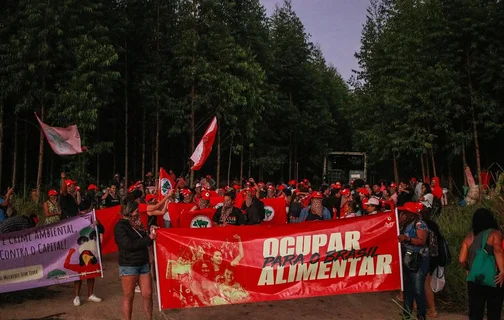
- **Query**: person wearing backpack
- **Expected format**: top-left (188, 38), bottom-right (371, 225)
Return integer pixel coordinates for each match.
top-left (421, 207), bottom-right (442, 318)
top-left (398, 203), bottom-right (429, 320)
top-left (459, 208), bottom-right (504, 320)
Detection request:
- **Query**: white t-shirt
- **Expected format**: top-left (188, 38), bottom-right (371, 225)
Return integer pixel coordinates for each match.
top-left (420, 193), bottom-right (433, 208)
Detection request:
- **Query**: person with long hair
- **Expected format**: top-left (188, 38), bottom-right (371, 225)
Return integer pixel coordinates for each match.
top-left (421, 207), bottom-right (442, 318)
top-left (398, 204), bottom-right (429, 320)
top-left (459, 208), bottom-right (504, 320)
top-left (114, 200), bottom-right (157, 320)
top-left (419, 183), bottom-right (434, 209)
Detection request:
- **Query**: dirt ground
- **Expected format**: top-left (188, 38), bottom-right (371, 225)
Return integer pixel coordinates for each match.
top-left (0, 253), bottom-right (466, 320)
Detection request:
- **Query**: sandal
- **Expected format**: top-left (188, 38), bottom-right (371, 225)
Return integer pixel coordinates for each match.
top-left (428, 310), bottom-right (439, 318)
top-left (395, 294), bottom-right (404, 302)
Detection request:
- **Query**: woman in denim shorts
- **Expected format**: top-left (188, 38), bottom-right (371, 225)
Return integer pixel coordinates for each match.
top-left (114, 200), bottom-right (157, 320)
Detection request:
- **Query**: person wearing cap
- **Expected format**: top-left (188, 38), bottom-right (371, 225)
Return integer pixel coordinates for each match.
top-left (356, 187), bottom-right (370, 215)
top-left (397, 202), bottom-right (429, 320)
top-left (79, 184), bottom-right (100, 212)
top-left (190, 191), bottom-right (212, 212)
top-left (298, 192), bottom-right (332, 222)
top-left (60, 172), bottom-right (81, 219)
top-left (364, 197), bottom-right (380, 215)
top-left (43, 190), bottom-right (61, 225)
top-left (241, 187), bottom-right (264, 225)
top-left (266, 185), bottom-right (276, 199)
top-left (389, 182), bottom-right (398, 205)
top-left (180, 188), bottom-right (194, 204)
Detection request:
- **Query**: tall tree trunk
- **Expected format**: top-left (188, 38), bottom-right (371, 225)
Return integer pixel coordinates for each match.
top-left (239, 136), bottom-right (244, 183)
top-left (96, 121), bottom-right (100, 184)
top-left (462, 143), bottom-right (467, 186)
top-left (466, 52), bottom-right (481, 186)
top-left (155, 0), bottom-right (160, 176)
top-left (113, 120), bottom-right (116, 175)
top-left (12, 116), bottom-right (18, 188)
top-left (425, 152), bottom-right (431, 181)
top-left (420, 153), bottom-right (426, 182)
top-left (392, 151), bottom-right (399, 184)
top-left (124, 40), bottom-right (129, 189)
top-left (431, 149), bottom-right (437, 177)
top-left (23, 122), bottom-right (28, 197)
top-left (151, 120), bottom-right (155, 172)
top-left (448, 159), bottom-right (453, 191)
top-left (189, 84), bottom-right (195, 186)
top-left (227, 134), bottom-right (233, 186)
top-left (36, 105), bottom-right (45, 201)
top-left (142, 107), bottom-right (146, 179)
top-left (248, 147), bottom-right (252, 180)
top-left (216, 125), bottom-right (221, 188)
top-left (288, 134), bottom-right (292, 181)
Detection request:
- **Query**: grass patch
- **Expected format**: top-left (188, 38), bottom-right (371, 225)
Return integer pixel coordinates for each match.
top-left (436, 198), bottom-right (504, 312)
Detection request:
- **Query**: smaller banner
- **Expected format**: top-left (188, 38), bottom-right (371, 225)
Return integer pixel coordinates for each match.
top-left (35, 113), bottom-right (83, 156)
top-left (261, 198), bottom-right (287, 225)
top-left (167, 203), bottom-right (196, 228)
top-left (179, 208), bottom-right (216, 228)
top-left (95, 206), bottom-right (121, 254)
top-left (210, 196), bottom-right (224, 209)
top-left (0, 213), bottom-right (102, 293)
top-left (155, 211), bottom-right (401, 309)
top-left (158, 167), bottom-right (176, 201)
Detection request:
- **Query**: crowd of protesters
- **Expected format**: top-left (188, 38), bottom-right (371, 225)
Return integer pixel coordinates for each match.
top-left (1, 169), bottom-right (503, 320)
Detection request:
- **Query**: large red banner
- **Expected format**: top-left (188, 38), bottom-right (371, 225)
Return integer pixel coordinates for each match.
top-left (154, 211), bottom-right (402, 310)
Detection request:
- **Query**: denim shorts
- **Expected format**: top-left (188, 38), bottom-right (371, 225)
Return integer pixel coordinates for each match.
top-left (119, 264), bottom-right (150, 277)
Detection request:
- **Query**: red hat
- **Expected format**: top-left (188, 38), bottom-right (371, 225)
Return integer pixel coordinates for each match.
top-left (390, 182), bottom-right (398, 188)
top-left (181, 189), bottom-right (192, 197)
top-left (128, 185), bottom-right (136, 193)
top-left (267, 185), bottom-right (275, 190)
top-left (357, 187), bottom-right (369, 196)
top-left (145, 194), bottom-right (156, 202)
top-left (233, 184), bottom-right (241, 191)
top-left (245, 187), bottom-right (256, 193)
top-left (334, 182), bottom-right (342, 189)
top-left (48, 190), bottom-right (58, 197)
top-left (288, 180), bottom-right (296, 186)
top-left (310, 191), bottom-right (324, 199)
top-left (201, 191), bottom-right (211, 201)
top-left (410, 177), bottom-right (417, 183)
top-left (340, 189), bottom-right (350, 196)
top-left (65, 179), bottom-right (77, 186)
top-left (398, 202), bottom-right (423, 214)
top-left (87, 184), bottom-right (99, 191)
top-left (278, 185), bottom-right (286, 191)
top-left (206, 174), bottom-right (212, 179)
top-left (258, 182), bottom-right (265, 186)
top-left (76, 186), bottom-right (81, 191)
top-left (303, 179), bottom-right (309, 184)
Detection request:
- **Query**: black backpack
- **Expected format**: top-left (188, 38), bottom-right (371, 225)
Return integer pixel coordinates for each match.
top-left (437, 232), bottom-right (452, 267)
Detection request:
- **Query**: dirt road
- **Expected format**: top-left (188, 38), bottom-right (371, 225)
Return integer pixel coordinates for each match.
top-left (1, 253), bottom-right (465, 320)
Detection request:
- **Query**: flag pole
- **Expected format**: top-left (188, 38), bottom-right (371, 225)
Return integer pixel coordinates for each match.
top-left (92, 209), bottom-right (104, 278)
top-left (154, 239), bottom-right (163, 312)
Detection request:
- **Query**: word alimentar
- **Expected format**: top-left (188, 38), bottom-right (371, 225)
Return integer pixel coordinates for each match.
top-left (258, 231), bottom-right (393, 286)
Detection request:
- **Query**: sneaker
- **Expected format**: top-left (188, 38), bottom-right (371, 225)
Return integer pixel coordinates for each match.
top-left (73, 296), bottom-right (81, 307)
top-left (135, 285), bottom-right (141, 293)
top-left (88, 294), bottom-right (102, 303)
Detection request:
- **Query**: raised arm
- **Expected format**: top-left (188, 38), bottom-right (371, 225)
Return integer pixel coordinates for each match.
top-left (230, 235), bottom-right (244, 266)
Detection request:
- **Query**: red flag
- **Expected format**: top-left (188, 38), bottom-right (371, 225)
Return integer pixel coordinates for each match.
top-left (35, 113), bottom-right (83, 155)
top-left (158, 167), bottom-right (177, 201)
top-left (178, 208), bottom-right (216, 228)
top-left (166, 203), bottom-right (195, 228)
top-left (261, 197), bottom-right (287, 225)
top-left (210, 196), bottom-right (224, 208)
top-left (94, 205), bottom-right (122, 254)
top-left (190, 116), bottom-right (217, 170)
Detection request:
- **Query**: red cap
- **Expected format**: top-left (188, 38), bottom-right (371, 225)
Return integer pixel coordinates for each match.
top-left (206, 175), bottom-right (212, 179)
top-left (65, 179), bottom-right (77, 186)
top-left (398, 202), bottom-right (423, 214)
top-left (233, 184), bottom-right (241, 191)
top-left (76, 186), bottom-right (81, 191)
top-left (357, 187), bottom-right (369, 196)
top-left (390, 182), bottom-right (397, 188)
top-left (278, 185), bottom-right (286, 191)
top-left (310, 191), bottom-right (324, 199)
top-left (303, 179), bottom-right (309, 184)
top-left (181, 189), bottom-right (192, 197)
top-left (48, 190), bottom-right (58, 197)
top-left (201, 191), bottom-right (211, 201)
top-left (410, 178), bottom-right (417, 183)
top-left (340, 189), bottom-right (350, 196)
top-left (258, 182), bottom-right (265, 186)
top-left (127, 185), bottom-right (136, 193)
top-left (145, 194), bottom-right (156, 202)
top-left (87, 184), bottom-right (99, 191)
top-left (334, 182), bottom-right (342, 189)
top-left (245, 187), bottom-right (256, 193)
top-left (267, 185), bottom-right (275, 190)
top-left (289, 180), bottom-right (296, 186)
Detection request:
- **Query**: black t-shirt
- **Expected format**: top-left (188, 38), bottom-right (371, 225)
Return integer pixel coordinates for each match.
top-left (241, 198), bottom-right (264, 225)
top-left (372, 191), bottom-right (383, 199)
top-left (305, 211), bottom-right (323, 222)
top-left (397, 188), bottom-right (413, 206)
top-left (105, 194), bottom-right (121, 208)
top-left (212, 207), bottom-right (246, 226)
top-left (60, 193), bottom-right (79, 219)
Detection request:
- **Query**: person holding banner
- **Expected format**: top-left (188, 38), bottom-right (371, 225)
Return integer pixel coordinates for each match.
top-left (298, 192), bottom-right (332, 222)
top-left (241, 187), bottom-right (264, 225)
top-left (115, 200), bottom-right (158, 320)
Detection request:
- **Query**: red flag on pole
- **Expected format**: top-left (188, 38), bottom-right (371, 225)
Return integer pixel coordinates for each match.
top-left (35, 113), bottom-right (83, 155)
top-left (158, 167), bottom-right (177, 201)
top-left (190, 116), bottom-right (217, 171)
